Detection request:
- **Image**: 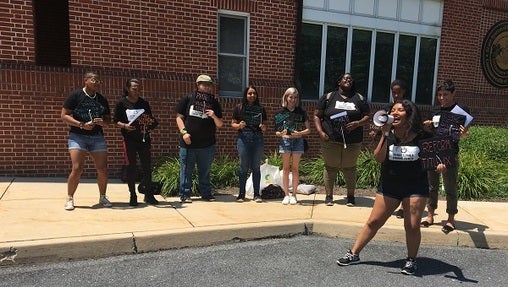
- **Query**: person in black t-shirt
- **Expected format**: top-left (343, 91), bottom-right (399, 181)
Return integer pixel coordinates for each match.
top-left (114, 78), bottom-right (159, 206)
top-left (337, 100), bottom-right (430, 275)
top-left (231, 85), bottom-right (267, 202)
top-left (314, 73), bottom-right (370, 207)
top-left (61, 71), bottom-right (111, 211)
top-left (421, 80), bottom-right (471, 234)
top-left (175, 75), bottom-right (224, 203)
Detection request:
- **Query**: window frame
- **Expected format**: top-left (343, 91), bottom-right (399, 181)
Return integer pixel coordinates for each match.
top-left (217, 11), bottom-right (250, 98)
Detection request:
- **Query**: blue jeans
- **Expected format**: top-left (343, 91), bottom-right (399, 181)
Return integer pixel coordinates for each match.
top-left (237, 132), bottom-right (264, 197)
top-left (179, 145), bottom-right (215, 198)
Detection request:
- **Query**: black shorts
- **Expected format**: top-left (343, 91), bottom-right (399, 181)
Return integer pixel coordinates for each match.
top-left (377, 178), bottom-right (429, 201)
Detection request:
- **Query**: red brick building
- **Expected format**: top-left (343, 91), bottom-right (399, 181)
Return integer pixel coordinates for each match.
top-left (0, 0), bottom-right (506, 178)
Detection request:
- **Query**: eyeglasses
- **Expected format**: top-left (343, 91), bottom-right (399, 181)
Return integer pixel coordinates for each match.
top-left (89, 78), bottom-right (102, 84)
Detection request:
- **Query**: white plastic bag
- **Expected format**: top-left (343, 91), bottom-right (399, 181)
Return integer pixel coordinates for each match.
top-left (246, 159), bottom-right (282, 195)
top-left (297, 184), bottom-right (316, 195)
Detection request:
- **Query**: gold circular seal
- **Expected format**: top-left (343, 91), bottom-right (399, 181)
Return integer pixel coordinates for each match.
top-left (481, 20), bottom-right (508, 88)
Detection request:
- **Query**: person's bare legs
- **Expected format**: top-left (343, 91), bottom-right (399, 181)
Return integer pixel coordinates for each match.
top-left (281, 153), bottom-right (292, 197)
top-left (351, 194), bottom-right (400, 254)
top-left (90, 151), bottom-right (108, 195)
top-left (402, 196), bottom-right (427, 258)
top-left (291, 153), bottom-right (302, 196)
top-left (67, 149), bottom-right (87, 197)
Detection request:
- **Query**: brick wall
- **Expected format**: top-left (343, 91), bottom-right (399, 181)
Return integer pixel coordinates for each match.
top-left (438, 0), bottom-right (508, 125)
top-left (0, 0), bottom-right (507, 178)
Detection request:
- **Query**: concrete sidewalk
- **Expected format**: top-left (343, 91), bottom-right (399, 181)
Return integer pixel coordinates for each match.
top-left (1, 177), bottom-right (507, 266)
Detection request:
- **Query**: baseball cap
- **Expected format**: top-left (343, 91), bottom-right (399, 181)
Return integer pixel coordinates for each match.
top-left (196, 74), bottom-right (214, 84)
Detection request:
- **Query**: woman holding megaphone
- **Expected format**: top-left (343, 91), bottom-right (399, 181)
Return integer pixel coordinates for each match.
top-left (337, 100), bottom-right (432, 275)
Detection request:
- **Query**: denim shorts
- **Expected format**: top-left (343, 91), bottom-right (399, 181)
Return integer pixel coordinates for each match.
top-left (68, 132), bottom-right (107, 152)
top-left (279, 137), bottom-right (304, 154)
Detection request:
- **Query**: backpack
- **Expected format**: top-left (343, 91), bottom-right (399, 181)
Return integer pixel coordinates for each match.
top-left (261, 184), bottom-right (285, 199)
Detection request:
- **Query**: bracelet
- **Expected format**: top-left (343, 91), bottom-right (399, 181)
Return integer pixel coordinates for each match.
top-left (123, 123), bottom-right (126, 129)
top-left (79, 122), bottom-right (84, 129)
top-left (180, 128), bottom-right (187, 135)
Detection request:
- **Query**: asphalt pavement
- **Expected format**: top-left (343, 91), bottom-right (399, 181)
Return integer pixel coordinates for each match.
top-left (1, 177), bottom-right (507, 266)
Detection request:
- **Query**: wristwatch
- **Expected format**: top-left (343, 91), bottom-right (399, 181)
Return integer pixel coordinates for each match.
top-left (79, 122), bottom-right (84, 129)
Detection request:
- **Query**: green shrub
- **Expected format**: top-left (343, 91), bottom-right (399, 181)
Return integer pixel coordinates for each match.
top-left (460, 126), bottom-right (508, 162)
top-left (152, 125), bottom-right (508, 200)
top-left (152, 155), bottom-right (239, 197)
top-left (356, 149), bottom-right (381, 188)
top-left (457, 151), bottom-right (504, 199)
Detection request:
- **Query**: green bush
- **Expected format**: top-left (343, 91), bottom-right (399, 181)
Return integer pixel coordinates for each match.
top-left (152, 155), bottom-right (239, 197)
top-left (152, 125), bottom-right (508, 200)
top-left (460, 126), bottom-right (508, 162)
top-left (457, 151), bottom-right (503, 199)
top-left (356, 149), bottom-right (381, 188)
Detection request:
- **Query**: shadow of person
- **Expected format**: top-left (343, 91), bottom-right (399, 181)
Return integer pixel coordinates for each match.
top-left (360, 257), bottom-right (478, 282)
top-left (336, 196), bottom-right (375, 207)
top-left (441, 220), bottom-right (490, 249)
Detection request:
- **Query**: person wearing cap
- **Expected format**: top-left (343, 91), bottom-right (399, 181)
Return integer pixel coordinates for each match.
top-left (175, 74), bottom-right (224, 203)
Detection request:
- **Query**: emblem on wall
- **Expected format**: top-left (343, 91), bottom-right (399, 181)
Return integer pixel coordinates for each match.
top-left (481, 20), bottom-right (508, 88)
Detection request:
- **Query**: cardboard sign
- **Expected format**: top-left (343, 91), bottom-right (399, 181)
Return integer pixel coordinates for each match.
top-left (419, 135), bottom-right (457, 170)
top-left (434, 111), bottom-right (466, 142)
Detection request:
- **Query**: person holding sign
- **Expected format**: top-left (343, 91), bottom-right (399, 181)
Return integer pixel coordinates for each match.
top-left (337, 100), bottom-right (431, 275)
top-left (313, 73), bottom-right (370, 206)
top-left (114, 78), bottom-right (159, 206)
top-left (274, 87), bottom-right (310, 205)
top-left (61, 71), bottom-right (112, 211)
top-left (231, 85), bottom-right (267, 202)
top-left (175, 75), bottom-right (224, 203)
top-left (421, 80), bottom-right (471, 234)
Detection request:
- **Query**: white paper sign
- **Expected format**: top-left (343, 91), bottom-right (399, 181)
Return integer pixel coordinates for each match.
top-left (126, 109), bottom-right (145, 125)
top-left (450, 105), bottom-right (473, 127)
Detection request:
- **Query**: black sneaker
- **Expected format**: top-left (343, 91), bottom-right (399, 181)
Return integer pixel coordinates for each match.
top-left (336, 250), bottom-right (360, 266)
top-left (401, 257), bottom-right (417, 275)
top-left (180, 195), bottom-right (192, 203)
top-left (346, 196), bottom-right (355, 207)
top-left (325, 194), bottom-right (334, 206)
top-left (394, 209), bottom-right (404, 218)
top-left (202, 195), bottom-right (216, 201)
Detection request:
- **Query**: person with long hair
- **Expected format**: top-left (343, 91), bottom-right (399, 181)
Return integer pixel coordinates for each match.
top-left (337, 100), bottom-right (431, 275)
top-left (314, 73), bottom-right (370, 206)
top-left (231, 85), bottom-right (267, 202)
top-left (274, 87), bottom-right (310, 205)
top-left (113, 78), bottom-right (159, 206)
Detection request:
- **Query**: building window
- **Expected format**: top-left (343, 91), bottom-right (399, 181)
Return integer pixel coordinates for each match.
top-left (218, 13), bottom-right (248, 97)
top-left (33, 0), bottom-right (71, 67)
top-left (298, 0), bottom-right (442, 105)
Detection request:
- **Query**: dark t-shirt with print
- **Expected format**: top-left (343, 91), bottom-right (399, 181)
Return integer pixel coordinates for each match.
top-left (113, 97), bottom-right (158, 143)
top-left (63, 89), bottom-right (110, 135)
top-left (274, 107), bottom-right (307, 134)
top-left (175, 90), bottom-right (223, 149)
top-left (381, 131), bottom-right (432, 182)
top-left (316, 91), bottom-right (370, 144)
top-left (232, 103), bottom-right (267, 134)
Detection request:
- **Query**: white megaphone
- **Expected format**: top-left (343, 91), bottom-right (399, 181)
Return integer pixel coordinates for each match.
top-left (373, 110), bottom-right (394, 127)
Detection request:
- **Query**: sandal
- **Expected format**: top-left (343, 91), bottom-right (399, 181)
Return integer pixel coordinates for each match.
top-left (420, 220), bottom-right (433, 227)
top-left (441, 223), bottom-right (456, 234)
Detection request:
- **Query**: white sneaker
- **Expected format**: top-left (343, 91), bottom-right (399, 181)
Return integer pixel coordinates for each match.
top-left (100, 195), bottom-right (113, 207)
top-left (289, 195), bottom-right (297, 205)
top-left (64, 198), bottom-right (74, 211)
top-left (282, 196), bottom-right (290, 205)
